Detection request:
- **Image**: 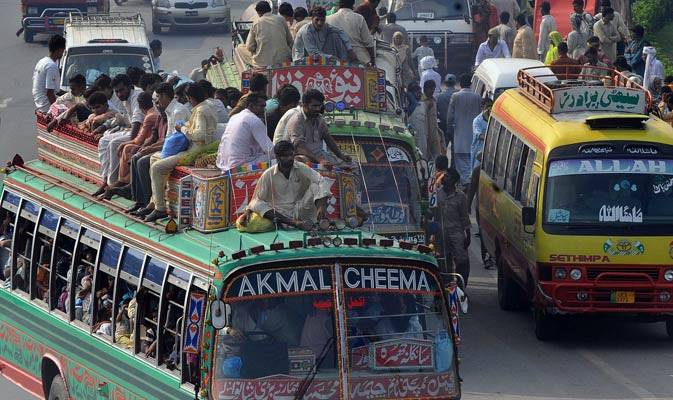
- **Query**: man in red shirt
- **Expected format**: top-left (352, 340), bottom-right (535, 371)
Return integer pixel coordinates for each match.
top-left (550, 42), bottom-right (581, 79)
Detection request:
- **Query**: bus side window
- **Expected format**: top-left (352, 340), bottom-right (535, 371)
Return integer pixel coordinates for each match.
top-left (504, 138), bottom-right (524, 194)
top-left (482, 120), bottom-right (501, 176)
top-left (13, 199), bottom-right (39, 294)
top-left (513, 146), bottom-right (531, 202)
top-left (69, 227), bottom-right (101, 321)
top-left (91, 238), bottom-right (121, 334)
top-left (521, 150), bottom-right (537, 206)
top-left (493, 126), bottom-right (512, 187)
top-left (133, 256), bottom-right (165, 360)
top-left (528, 174), bottom-right (540, 208)
top-left (158, 266), bottom-right (189, 373)
top-left (182, 278), bottom-right (208, 387)
top-left (0, 205), bottom-right (17, 286)
top-left (31, 208), bottom-right (59, 304)
top-left (48, 219), bottom-right (79, 312)
top-left (111, 247), bottom-right (142, 349)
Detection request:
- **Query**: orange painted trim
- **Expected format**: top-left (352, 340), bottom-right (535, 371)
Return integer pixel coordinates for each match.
top-left (5, 178), bottom-right (213, 276)
top-left (0, 355), bottom-right (43, 399)
top-left (493, 99), bottom-right (548, 152)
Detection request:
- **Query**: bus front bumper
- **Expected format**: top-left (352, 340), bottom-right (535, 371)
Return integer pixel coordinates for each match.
top-left (539, 278), bottom-right (673, 314)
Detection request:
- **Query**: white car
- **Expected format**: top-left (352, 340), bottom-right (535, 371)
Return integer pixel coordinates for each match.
top-left (151, 0), bottom-right (231, 34)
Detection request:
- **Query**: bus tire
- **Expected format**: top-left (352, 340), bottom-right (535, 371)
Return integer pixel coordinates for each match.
top-left (534, 309), bottom-right (557, 341)
top-left (497, 257), bottom-right (526, 311)
top-left (23, 29), bottom-right (34, 43)
top-left (666, 318), bottom-right (673, 338)
top-left (47, 374), bottom-right (68, 400)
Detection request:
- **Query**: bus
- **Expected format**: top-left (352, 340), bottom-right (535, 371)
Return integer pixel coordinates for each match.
top-left (479, 66), bottom-right (673, 340)
top-left (0, 122), bottom-right (462, 399)
top-left (208, 52), bottom-right (427, 243)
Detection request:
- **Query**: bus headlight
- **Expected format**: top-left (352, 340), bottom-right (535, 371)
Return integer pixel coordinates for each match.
top-left (664, 269), bottom-right (673, 282)
top-left (554, 268), bottom-right (567, 280)
top-left (433, 36), bottom-right (442, 44)
top-left (659, 291), bottom-right (671, 302)
top-left (570, 268), bottom-right (582, 281)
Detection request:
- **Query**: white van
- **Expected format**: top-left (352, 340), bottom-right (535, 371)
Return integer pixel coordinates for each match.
top-left (471, 58), bottom-right (554, 100)
top-left (60, 13), bottom-right (155, 91)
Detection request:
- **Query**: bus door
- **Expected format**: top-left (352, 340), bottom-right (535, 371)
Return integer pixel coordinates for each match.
top-left (0, 190), bottom-right (19, 288)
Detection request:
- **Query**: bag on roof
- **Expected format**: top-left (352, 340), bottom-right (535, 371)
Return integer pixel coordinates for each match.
top-left (160, 132), bottom-right (190, 159)
top-left (236, 212), bottom-right (274, 233)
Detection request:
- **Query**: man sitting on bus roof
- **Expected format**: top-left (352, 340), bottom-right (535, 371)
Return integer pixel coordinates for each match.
top-left (293, 6), bottom-right (357, 63)
top-left (242, 140), bottom-right (332, 230)
top-left (237, 1), bottom-right (294, 68)
top-left (273, 89), bottom-right (354, 170)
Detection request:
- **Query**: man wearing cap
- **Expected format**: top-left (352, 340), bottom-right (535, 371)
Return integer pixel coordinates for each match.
top-left (475, 27), bottom-right (510, 66)
top-left (419, 56), bottom-right (441, 98)
top-left (437, 74), bottom-right (456, 147)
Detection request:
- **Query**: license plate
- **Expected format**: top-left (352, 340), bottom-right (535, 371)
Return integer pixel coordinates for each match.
top-left (611, 291), bottom-right (635, 304)
top-left (186, 10), bottom-right (198, 16)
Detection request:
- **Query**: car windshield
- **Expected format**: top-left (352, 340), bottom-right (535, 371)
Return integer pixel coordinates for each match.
top-left (62, 46), bottom-right (153, 87)
top-left (545, 158), bottom-right (673, 227)
top-left (341, 140), bottom-right (422, 230)
top-left (393, 0), bottom-right (468, 20)
top-left (343, 264), bottom-right (458, 398)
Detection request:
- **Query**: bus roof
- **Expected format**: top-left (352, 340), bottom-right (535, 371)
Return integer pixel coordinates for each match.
top-left (4, 160), bottom-right (435, 278)
top-left (493, 88), bottom-right (673, 154)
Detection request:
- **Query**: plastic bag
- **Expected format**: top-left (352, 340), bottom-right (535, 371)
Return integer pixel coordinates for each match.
top-left (236, 212), bottom-right (274, 233)
top-left (221, 356), bottom-right (242, 378)
top-left (434, 332), bottom-right (453, 372)
top-left (160, 132), bottom-right (189, 159)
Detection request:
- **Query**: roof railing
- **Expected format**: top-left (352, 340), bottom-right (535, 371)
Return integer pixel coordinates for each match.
top-left (517, 65), bottom-right (652, 115)
top-left (66, 12), bottom-right (145, 27)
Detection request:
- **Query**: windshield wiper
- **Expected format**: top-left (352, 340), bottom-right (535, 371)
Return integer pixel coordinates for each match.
top-left (293, 336), bottom-right (335, 400)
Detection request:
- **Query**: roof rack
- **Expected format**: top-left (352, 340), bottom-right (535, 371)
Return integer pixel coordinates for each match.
top-left (66, 12), bottom-right (145, 27)
top-left (517, 65), bottom-right (652, 115)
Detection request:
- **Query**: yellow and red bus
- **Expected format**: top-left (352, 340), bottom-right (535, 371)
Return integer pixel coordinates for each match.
top-left (479, 66), bottom-right (673, 340)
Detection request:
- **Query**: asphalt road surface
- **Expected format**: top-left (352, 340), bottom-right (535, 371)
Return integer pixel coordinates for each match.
top-left (1, 1), bottom-right (673, 398)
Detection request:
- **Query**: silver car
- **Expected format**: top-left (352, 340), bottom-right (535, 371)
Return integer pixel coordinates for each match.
top-left (151, 0), bottom-right (230, 33)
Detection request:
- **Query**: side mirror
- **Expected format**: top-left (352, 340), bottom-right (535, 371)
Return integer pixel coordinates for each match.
top-left (522, 206), bottom-right (536, 226)
top-left (464, 14), bottom-right (470, 24)
top-left (210, 299), bottom-right (228, 330)
top-left (457, 286), bottom-right (468, 314)
top-left (416, 159), bottom-right (429, 181)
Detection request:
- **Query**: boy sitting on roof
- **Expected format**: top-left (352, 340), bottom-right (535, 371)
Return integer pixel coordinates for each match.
top-left (77, 92), bottom-right (127, 139)
top-left (240, 140), bottom-right (332, 230)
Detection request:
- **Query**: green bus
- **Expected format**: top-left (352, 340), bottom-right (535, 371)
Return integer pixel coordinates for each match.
top-left (0, 157), bottom-right (462, 399)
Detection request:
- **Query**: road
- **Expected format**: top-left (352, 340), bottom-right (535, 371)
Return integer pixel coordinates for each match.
top-left (1, 1), bottom-right (673, 399)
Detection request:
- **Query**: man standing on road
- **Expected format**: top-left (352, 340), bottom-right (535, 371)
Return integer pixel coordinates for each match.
top-left (512, 14), bottom-right (536, 59)
top-left (238, 1), bottom-right (293, 68)
top-left (537, 1), bottom-right (557, 62)
top-left (380, 12), bottom-right (407, 44)
top-left (32, 35), bottom-right (66, 113)
top-left (446, 73), bottom-right (481, 187)
top-left (437, 74), bottom-right (456, 148)
top-left (327, 0), bottom-right (376, 65)
top-left (593, 7), bottom-right (620, 63)
top-left (150, 39), bottom-right (163, 71)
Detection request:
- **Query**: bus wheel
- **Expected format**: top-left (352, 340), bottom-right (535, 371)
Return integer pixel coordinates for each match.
top-left (497, 257), bottom-right (527, 311)
top-left (47, 374), bottom-right (68, 400)
top-left (666, 318), bottom-right (673, 338)
top-left (23, 29), bottom-right (34, 43)
top-left (534, 309), bottom-right (557, 341)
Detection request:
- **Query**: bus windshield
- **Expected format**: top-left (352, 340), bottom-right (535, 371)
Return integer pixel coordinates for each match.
top-left (343, 140), bottom-right (422, 231)
top-left (62, 46), bottom-right (154, 87)
top-left (393, 0), bottom-right (468, 20)
top-left (544, 158), bottom-right (673, 228)
top-left (212, 263), bottom-right (458, 400)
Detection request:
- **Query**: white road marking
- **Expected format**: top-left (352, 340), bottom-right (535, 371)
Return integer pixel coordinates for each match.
top-left (579, 349), bottom-right (656, 399)
top-left (0, 98), bottom-right (13, 109)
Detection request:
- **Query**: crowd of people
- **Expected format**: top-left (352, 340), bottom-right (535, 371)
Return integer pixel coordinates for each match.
top-left (30, 0), bottom-right (673, 287)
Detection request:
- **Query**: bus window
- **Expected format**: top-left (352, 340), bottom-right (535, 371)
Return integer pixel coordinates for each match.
top-left (493, 127), bottom-right (512, 186)
top-left (91, 238), bottom-right (121, 335)
top-left (134, 256), bottom-right (166, 360)
top-left (0, 207), bottom-right (16, 285)
top-left (49, 219), bottom-right (79, 312)
top-left (513, 146), bottom-right (530, 202)
top-left (31, 209), bottom-right (59, 304)
top-left (343, 264), bottom-right (455, 398)
top-left (70, 227), bottom-right (100, 322)
top-left (112, 246), bottom-right (143, 350)
top-left (528, 174), bottom-right (539, 208)
top-left (162, 266), bottom-right (190, 376)
top-left (482, 120), bottom-right (501, 176)
top-left (505, 138), bottom-right (524, 194)
top-left (521, 150), bottom-right (537, 206)
top-left (13, 199), bottom-right (38, 294)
